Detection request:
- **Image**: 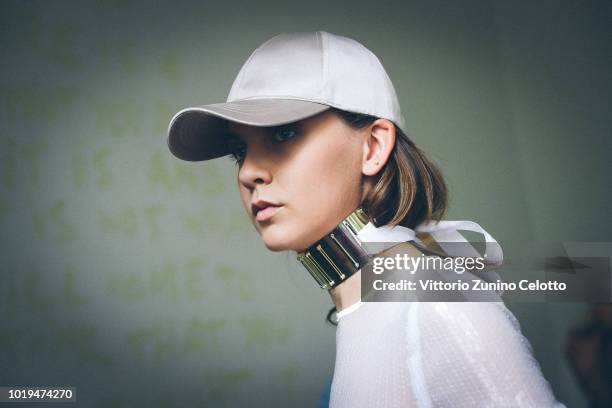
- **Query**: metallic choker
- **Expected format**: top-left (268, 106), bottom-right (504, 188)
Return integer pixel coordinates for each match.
top-left (296, 208), bottom-right (371, 290)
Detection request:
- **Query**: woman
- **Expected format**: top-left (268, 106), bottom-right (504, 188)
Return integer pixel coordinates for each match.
top-left (167, 31), bottom-right (565, 407)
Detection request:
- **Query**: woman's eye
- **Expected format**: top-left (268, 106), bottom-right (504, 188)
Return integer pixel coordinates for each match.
top-left (272, 128), bottom-right (297, 142)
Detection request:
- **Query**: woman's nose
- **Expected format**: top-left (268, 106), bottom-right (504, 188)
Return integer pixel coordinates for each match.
top-left (237, 146), bottom-right (273, 189)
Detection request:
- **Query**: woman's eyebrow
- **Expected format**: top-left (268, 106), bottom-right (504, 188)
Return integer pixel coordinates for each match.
top-left (268, 122), bottom-right (302, 133)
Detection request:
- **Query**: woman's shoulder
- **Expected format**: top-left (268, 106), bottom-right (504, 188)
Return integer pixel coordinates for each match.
top-left (408, 301), bottom-right (523, 347)
top-left (404, 301), bottom-right (566, 407)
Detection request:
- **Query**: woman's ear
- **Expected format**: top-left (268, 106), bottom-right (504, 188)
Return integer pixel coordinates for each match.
top-left (362, 118), bottom-right (396, 176)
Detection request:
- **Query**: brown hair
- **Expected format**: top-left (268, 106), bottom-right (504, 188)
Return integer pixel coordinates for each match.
top-left (332, 107), bottom-right (448, 229)
top-left (325, 107), bottom-right (449, 325)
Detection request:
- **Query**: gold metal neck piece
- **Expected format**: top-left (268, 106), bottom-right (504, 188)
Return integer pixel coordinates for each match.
top-left (296, 208), bottom-right (370, 290)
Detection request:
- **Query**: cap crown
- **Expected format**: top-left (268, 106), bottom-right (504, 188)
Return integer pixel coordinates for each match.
top-left (227, 31), bottom-right (405, 130)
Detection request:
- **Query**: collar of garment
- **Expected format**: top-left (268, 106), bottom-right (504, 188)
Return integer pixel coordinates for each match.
top-left (336, 219), bottom-right (505, 320)
top-left (356, 219), bottom-right (503, 267)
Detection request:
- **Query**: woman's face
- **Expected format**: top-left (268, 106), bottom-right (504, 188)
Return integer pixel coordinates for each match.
top-left (227, 111), bottom-right (368, 252)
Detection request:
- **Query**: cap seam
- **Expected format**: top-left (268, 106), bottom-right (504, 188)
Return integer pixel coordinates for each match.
top-left (316, 31), bottom-right (327, 99)
top-left (319, 31), bottom-right (329, 101)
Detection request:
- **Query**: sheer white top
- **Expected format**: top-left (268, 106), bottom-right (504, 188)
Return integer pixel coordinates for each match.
top-left (329, 221), bottom-right (566, 408)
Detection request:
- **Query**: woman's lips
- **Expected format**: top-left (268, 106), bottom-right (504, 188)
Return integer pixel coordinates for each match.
top-left (255, 205), bottom-right (283, 222)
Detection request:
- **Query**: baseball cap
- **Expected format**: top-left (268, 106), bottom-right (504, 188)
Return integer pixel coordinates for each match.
top-left (167, 31), bottom-right (405, 161)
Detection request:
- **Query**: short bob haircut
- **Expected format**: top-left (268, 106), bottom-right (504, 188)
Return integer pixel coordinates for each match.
top-left (331, 107), bottom-right (448, 229)
top-left (325, 107), bottom-right (449, 325)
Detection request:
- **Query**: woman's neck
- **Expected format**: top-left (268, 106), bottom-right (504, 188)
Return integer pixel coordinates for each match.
top-left (328, 270), bottom-right (362, 312)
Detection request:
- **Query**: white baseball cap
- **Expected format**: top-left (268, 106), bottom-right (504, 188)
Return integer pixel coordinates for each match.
top-left (167, 30), bottom-right (405, 161)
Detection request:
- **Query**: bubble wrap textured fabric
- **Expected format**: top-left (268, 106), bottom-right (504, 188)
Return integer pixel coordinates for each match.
top-left (329, 301), bottom-right (566, 407)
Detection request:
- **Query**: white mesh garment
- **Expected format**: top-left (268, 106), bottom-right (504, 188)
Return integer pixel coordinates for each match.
top-left (328, 220), bottom-right (567, 407)
top-left (330, 301), bottom-right (566, 408)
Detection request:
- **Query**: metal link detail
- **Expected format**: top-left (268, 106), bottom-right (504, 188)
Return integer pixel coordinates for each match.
top-left (296, 207), bottom-right (370, 290)
top-left (316, 244), bottom-right (345, 280)
top-left (298, 252), bottom-right (334, 289)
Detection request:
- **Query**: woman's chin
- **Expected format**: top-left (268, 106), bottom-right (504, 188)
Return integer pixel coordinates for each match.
top-left (260, 229), bottom-right (312, 253)
top-left (263, 242), bottom-right (290, 252)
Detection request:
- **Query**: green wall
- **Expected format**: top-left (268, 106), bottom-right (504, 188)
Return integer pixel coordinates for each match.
top-left (1, 0), bottom-right (610, 406)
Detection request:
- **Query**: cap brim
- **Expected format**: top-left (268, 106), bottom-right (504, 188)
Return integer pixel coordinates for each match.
top-left (167, 98), bottom-right (330, 161)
